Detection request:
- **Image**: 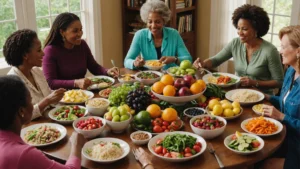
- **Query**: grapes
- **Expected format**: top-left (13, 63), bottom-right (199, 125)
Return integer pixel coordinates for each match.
top-left (126, 88), bottom-right (151, 113)
top-left (108, 84), bottom-right (134, 106)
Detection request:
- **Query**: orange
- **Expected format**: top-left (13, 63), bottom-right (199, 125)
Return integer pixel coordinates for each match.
top-left (146, 104), bottom-right (162, 118)
top-left (196, 79), bottom-right (206, 91)
top-left (160, 74), bottom-right (174, 85)
top-left (190, 82), bottom-right (202, 94)
top-left (161, 108), bottom-right (178, 122)
top-left (152, 82), bottom-right (165, 94)
top-left (163, 85), bottom-right (176, 96)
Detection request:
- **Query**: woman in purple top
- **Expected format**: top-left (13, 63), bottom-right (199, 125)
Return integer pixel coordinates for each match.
top-left (0, 75), bottom-right (86, 169)
top-left (43, 12), bottom-right (119, 89)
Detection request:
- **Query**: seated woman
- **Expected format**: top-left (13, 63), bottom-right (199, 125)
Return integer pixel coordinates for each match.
top-left (0, 75), bottom-right (86, 169)
top-left (193, 4), bottom-right (284, 94)
top-left (43, 12), bottom-right (119, 90)
top-left (124, 0), bottom-right (192, 70)
top-left (261, 25), bottom-right (300, 169)
top-left (3, 29), bottom-right (65, 120)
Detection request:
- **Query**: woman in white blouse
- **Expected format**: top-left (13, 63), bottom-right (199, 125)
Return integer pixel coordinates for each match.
top-left (3, 29), bottom-right (65, 120)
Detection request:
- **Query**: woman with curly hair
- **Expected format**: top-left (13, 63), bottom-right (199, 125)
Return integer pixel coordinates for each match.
top-left (194, 4), bottom-right (284, 94)
top-left (3, 29), bottom-right (66, 120)
top-left (124, 0), bottom-right (192, 70)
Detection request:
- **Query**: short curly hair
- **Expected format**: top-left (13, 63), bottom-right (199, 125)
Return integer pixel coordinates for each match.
top-left (232, 4), bottom-right (270, 38)
top-left (3, 29), bottom-right (37, 67)
top-left (140, 0), bottom-right (171, 24)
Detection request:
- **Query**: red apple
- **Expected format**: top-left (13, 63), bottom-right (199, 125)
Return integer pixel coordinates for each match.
top-left (174, 78), bottom-right (186, 89)
top-left (183, 75), bottom-right (195, 87)
top-left (178, 87), bottom-right (192, 96)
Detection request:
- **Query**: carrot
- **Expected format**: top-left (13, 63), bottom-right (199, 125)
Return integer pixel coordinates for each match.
top-left (245, 117), bottom-right (278, 134)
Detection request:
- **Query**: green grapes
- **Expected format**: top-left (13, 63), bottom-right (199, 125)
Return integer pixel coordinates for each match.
top-left (108, 84), bottom-right (134, 106)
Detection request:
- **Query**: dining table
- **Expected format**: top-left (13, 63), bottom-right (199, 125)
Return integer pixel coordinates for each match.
top-left (25, 68), bottom-right (286, 169)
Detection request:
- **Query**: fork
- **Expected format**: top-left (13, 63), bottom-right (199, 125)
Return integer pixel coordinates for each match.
top-left (208, 143), bottom-right (224, 168)
top-left (110, 59), bottom-right (121, 78)
top-left (132, 148), bottom-right (139, 161)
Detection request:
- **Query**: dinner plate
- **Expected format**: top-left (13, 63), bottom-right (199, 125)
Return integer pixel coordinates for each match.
top-left (225, 89), bottom-right (264, 106)
top-left (60, 90), bottom-right (94, 104)
top-left (21, 123), bottom-right (67, 147)
top-left (82, 137), bottom-right (130, 163)
top-left (48, 105), bottom-right (88, 124)
top-left (202, 72), bottom-right (240, 87)
top-left (241, 117), bottom-right (283, 136)
top-left (88, 76), bottom-right (115, 90)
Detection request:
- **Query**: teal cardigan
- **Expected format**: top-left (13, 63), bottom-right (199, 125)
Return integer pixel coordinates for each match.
top-left (124, 27), bottom-right (192, 69)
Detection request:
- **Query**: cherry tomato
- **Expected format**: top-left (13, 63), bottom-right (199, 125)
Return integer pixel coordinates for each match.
top-left (154, 146), bottom-right (163, 154)
top-left (193, 145), bottom-right (201, 153)
top-left (252, 141), bottom-right (260, 148)
top-left (162, 121), bottom-right (169, 127)
top-left (184, 147), bottom-right (191, 153)
top-left (184, 153), bottom-right (193, 157)
top-left (162, 147), bottom-right (168, 155)
top-left (164, 153), bottom-right (171, 158)
top-left (195, 142), bottom-right (202, 147)
top-left (153, 118), bottom-right (163, 126)
top-left (153, 125), bottom-right (163, 133)
top-left (156, 139), bottom-right (163, 145)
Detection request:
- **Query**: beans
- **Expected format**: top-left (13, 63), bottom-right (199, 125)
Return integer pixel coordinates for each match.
top-left (133, 133), bottom-right (149, 140)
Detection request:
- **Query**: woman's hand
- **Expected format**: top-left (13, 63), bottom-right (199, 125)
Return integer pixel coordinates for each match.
top-left (107, 67), bottom-right (120, 78)
top-left (193, 58), bottom-right (204, 70)
top-left (46, 88), bottom-right (66, 104)
top-left (262, 105), bottom-right (285, 121)
top-left (240, 76), bottom-right (254, 87)
top-left (159, 56), bottom-right (176, 64)
top-left (134, 147), bottom-right (152, 168)
top-left (134, 56), bottom-right (145, 67)
top-left (69, 132), bottom-right (86, 158)
top-left (75, 78), bottom-right (92, 89)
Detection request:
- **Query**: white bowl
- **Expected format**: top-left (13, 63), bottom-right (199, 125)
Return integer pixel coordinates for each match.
top-left (224, 132), bottom-right (264, 155)
top-left (130, 131), bottom-right (152, 145)
top-left (135, 71), bottom-right (162, 85)
top-left (144, 60), bottom-right (165, 71)
top-left (183, 107), bottom-right (206, 118)
top-left (87, 75), bottom-right (115, 90)
top-left (241, 117), bottom-right (283, 136)
top-left (85, 98), bottom-right (110, 116)
top-left (148, 131), bottom-right (207, 162)
top-left (205, 106), bottom-right (243, 120)
top-left (118, 74), bottom-right (136, 84)
top-left (82, 137), bottom-right (130, 163)
top-left (48, 105), bottom-right (88, 124)
top-left (105, 113), bottom-right (132, 133)
top-left (225, 89), bottom-right (264, 106)
top-left (73, 116), bottom-right (106, 139)
top-left (252, 104), bottom-right (264, 115)
top-left (202, 72), bottom-right (240, 88)
top-left (151, 87), bottom-right (206, 105)
top-left (98, 88), bottom-right (112, 99)
top-left (190, 114), bottom-right (227, 139)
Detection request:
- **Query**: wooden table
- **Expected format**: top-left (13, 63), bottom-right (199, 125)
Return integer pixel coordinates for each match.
top-left (26, 69), bottom-right (286, 169)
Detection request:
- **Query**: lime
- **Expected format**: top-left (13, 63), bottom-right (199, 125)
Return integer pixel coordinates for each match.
top-left (120, 114), bottom-right (129, 121)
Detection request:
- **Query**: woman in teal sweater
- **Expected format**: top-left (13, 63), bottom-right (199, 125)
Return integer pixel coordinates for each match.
top-left (124, 0), bottom-right (192, 70)
top-left (194, 4), bottom-right (283, 94)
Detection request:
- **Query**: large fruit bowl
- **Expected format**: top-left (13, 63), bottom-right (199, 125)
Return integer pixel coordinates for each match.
top-left (151, 87), bottom-right (206, 105)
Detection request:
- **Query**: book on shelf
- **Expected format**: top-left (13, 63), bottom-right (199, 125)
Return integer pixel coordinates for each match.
top-left (176, 0), bottom-right (193, 9)
top-left (127, 0), bottom-right (146, 7)
top-left (177, 14), bottom-right (192, 33)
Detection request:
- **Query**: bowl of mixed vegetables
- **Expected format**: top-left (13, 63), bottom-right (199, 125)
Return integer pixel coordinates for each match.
top-left (202, 72), bottom-right (240, 87)
top-left (224, 131), bottom-right (264, 155)
top-left (148, 131), bottom-right (206, 162)
top-left (88, 76), bottom-right (115, 90)
top-left (135, 71), bottom-right (162, 85)
top-left (48, 105), bottom-right (88, 124)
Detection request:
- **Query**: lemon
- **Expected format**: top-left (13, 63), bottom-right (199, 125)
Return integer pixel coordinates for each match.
top-left (235, 131), bottom-right (242, 138)
top-left (212, 105), bottom-right (223, 116)
top-left (220, 100), bottom-right (230, 104)
top-left (232, 101), bottom-right (240, 108)
top-left (222, 102), bottom-right (233, 109)
top-left (208, 99), bottom-right (220, 110)
top-left (232, 107), bottom-right (241, 115)
top-left (223, 108), bottom-right (234, 117)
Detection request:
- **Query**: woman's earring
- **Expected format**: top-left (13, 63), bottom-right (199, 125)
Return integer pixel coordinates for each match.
top-left (62, 36), bottom-right (66, 42)
top-left (20, 114), bottom-right (24, 118)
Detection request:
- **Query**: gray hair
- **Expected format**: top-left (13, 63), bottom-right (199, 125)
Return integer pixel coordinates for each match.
top-left (140, 0), bottom-right (171, 24)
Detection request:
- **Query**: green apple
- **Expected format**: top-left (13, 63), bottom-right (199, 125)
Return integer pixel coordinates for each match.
top-left (112, 109), bottom-right (120, 117)
top-left (112, 115), bottom-right (120, 122)
top-left (118, 106), bottom-right (128, 116)
top-left (109, 106), bottom-right (118, 113)
top-left (104, 112), bottom-right (112, 121)
top-left (180, 60), bottom-right (192, 69)
top-left (120, 114), bottom-right (129, 121)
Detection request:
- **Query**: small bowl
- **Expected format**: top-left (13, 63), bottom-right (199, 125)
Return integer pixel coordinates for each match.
top-left (144, 60), bottom-right (165, 71)
top-left (252, 104), bottom-right (264, 115)
top-left (135, 71), bottom-right (162, 85)
top-left (105, 113), bottom-right (132, 133)
top-left (118, 74), bottom-right (136, 84)
top-left (73, 116), bottom-right (106, 139)
top-left (98, 88), bottom-right (112, 98)
top-left (130, 131), bottom-right (152, 145)
top-left (190, 114), bottom-right (227, 139)
top-left (184, 107), bottom-right (206, 118)
top-left (85, 98), bottom-right (110, 116)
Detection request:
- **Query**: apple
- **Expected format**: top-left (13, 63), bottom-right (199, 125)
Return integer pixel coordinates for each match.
top-left (197, 95), bottom-right (207, 103)
top-left (174, 78), bottom-right (186, 88)
top-left (178, 87), bottom-right (192, 96)
top-left (180, 60), bottom-right (192, 69)
top-left (183, 75), bottom-right (195, 87)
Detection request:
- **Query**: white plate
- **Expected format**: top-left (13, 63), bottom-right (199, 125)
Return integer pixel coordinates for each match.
top-left (205, 106), bottom-right (243, 120)
top-left (151, 87), bottom-right (206, 105)
top-left (224, 132), bottom-right (264, 155)
top-left (225, 89), bottom-right (264, 106)
top-left (241, 117), bottom-right (283, 136)
top-left (21, 123), bottom-right (67, 147)
top-left (148, 131), bottom-right (207, 162)
top-left (48, 105), bottom-right (88, 124)
top-left (82, 137), bottom-right (130, 163)
top-left (88, 76), bottom-right (115, 90)
top-left (60, 90), bottom-right (94, 104)
top-left (252, 104), bottom-right (264, 115)
top-left (144, 60), bottom-right (165, 71)
top-left (202, 72), bottom-right (240, 87)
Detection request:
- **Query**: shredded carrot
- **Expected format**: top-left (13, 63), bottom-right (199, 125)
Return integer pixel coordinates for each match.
top-left (245, 117), bottom-right (278, 134)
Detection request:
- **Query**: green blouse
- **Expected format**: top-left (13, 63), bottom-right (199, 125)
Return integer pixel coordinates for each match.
top-left (211, 38), bottom-right (284, 94)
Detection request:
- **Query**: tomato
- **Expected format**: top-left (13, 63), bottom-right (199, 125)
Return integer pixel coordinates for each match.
top-left (184, 153), bottom-right (193, 157)
top-left (252, 141), bottom-right (260, 148)
top-left (195, 142), bottom-right (202, 147)
top-left (65, 109), bottom-right (70, 113)
top-left (73, 105), bottom-right (79, 110)
top-left (170, 120), bottom-right (181, 130)
top-left (162, 126), bottom-right (167, 130)
top-left (156, 139), bottom-right (163, 145)
top-left (154, 146), bottom-right (163, 154)
top-left (231, 135), bottom-right (237, 140)
top-left (184, 147), bottom-right (191, 153)
top-left (153, 118), bottom-right (163, 126)
top-left (162, 147), bottom-right (168, 155)
top-left (193, 145), bottom-right (201, 153)
top-left (162, 121), bottom-right (169, 127)
top-left (153, 125), bottom-right (163, 133)
top-left (164, 153), bottom-right (171, 158)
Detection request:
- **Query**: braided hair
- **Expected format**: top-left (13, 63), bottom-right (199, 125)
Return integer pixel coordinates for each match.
top-left (44, 12), bottom-right (80, 47)
top-left (3, 29), bottom-right (37, 67)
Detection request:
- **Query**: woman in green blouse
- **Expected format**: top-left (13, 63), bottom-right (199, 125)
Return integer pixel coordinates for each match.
top-left (194, 4), bottom-right (284, 94)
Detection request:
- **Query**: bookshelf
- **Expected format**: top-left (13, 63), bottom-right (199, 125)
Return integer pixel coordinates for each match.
top-left (122, 0), bottom-right (197, 60)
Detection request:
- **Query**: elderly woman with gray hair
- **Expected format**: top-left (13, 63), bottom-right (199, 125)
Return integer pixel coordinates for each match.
top-left (124, 0), bottom-right (192, 70)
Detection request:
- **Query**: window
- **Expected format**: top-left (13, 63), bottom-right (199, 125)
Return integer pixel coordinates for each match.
top-left (0, 0), bottom-right (101, 71)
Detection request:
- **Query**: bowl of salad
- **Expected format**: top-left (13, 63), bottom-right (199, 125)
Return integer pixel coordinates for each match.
top-left (135, 71), bottom-right (162, 85)
top-left (224, 131), bottom-right (264, 155)
top-left (88, 76), bottom-right (115, 90)
top-left (148, 131), bottom-right (206, 162)
top-left (48, 105), bottom-right (88, 124)
top-left (202, 72), bottom-right (240, 87)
